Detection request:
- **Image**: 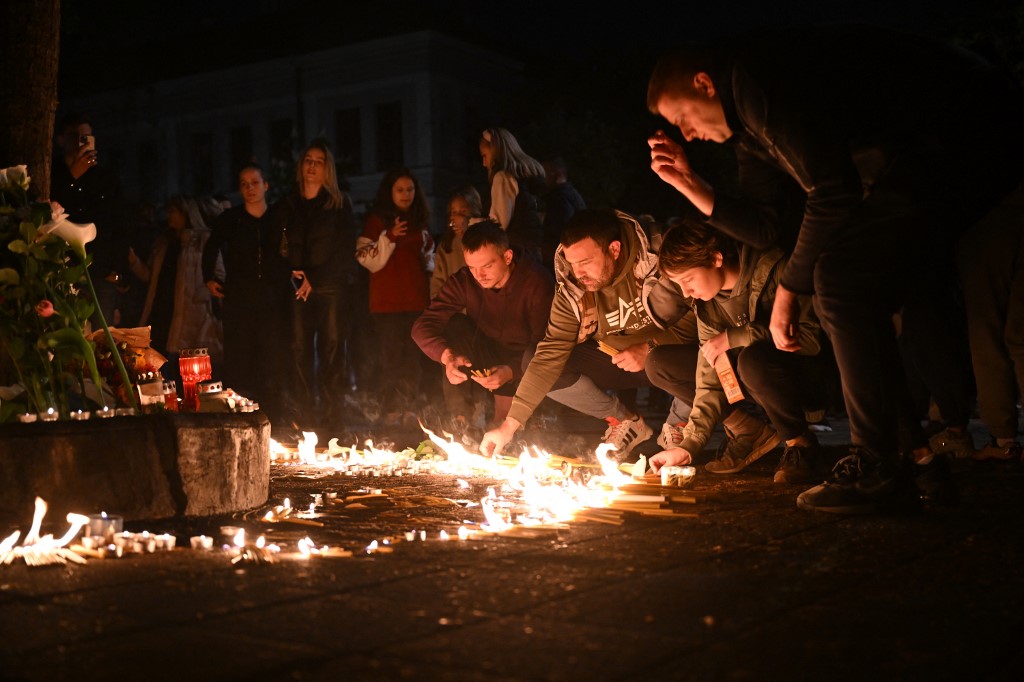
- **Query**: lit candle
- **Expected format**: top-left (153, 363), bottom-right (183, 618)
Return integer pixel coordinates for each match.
top-left (17, 413), bottom-right (37, 423)
top-left (86, 512), bottom-right (123, 542)
top-left (70, 410), bottom-right (90, 420)
top-left (189, 535), bottom-right (213, 550)
top-left (39, 407), bottom-right (59, 422)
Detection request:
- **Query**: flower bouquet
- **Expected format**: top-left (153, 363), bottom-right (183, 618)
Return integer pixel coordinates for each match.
top-left (0, 165), bottom-right (138, 421)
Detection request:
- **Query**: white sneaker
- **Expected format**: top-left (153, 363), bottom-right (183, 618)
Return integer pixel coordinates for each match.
top-left (657, 421), bottom-right (687, 450)
top-left (602, 415), bottom-right (653, 460)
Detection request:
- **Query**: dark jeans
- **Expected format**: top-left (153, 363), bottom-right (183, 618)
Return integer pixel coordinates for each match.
top-left (545, 341), bottom-right (655, 392)
top-left (957, 180), bottom-right (1024, 439)
top-left (373, 311), bottom-right (423, 414)
top-left (735, 341), bottom-right (816, 441)
top-left (645, 343), bottom-right (699, 409)
top-left (223, 291), bottom-right (289, 417)
top-left (291, 288), bottom-right (342, 415)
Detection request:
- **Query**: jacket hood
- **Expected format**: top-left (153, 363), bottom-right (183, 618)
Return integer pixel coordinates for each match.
top-left (553, 210), bottom-right (657, 302)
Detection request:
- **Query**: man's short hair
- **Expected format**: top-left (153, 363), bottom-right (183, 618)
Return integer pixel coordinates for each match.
top-left (462, 219), bottom-right (509, 253)
top-left (658, 221), bottom-right (737, 275)
top-left (647, 44), bottom-right (717, 114)
top-left (238, 161), bottom-right (265, 179)
top-left (560, 208), bottom-right (622, 250)
top-left (59, 111), bottom-right (92, 134)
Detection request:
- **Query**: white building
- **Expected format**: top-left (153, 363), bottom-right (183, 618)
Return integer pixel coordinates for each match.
top-left (62, 30), bottom-right (523, 226)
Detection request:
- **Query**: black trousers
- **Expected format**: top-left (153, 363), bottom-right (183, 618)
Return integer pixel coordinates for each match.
top-left (291, 288), bottom-right (342, 414)
top-left (440, 313), bottom-right (527, 417)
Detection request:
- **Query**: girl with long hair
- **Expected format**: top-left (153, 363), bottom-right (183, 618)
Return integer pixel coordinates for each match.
top-left (430, 184), bottom-right (482, 299)
top-left (479, 127), bottom-right (545, 260)
top-left (356, 166), bottom-right (434, 426)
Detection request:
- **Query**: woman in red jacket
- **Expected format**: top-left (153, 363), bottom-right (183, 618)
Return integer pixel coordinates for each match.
top-left (356, 167), bottom-right (434, 426)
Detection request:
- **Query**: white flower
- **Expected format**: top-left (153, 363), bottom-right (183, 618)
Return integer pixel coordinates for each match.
top-left (0, 165), bottom-right (30, 191)
top-left (38, 213), bottom-right (96, 260)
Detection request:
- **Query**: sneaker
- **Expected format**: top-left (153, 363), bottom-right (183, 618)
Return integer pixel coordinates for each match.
top-left (657, 421), bottom-right (687, 450)
top-left (773, 438), bottom-right (820, 485)
top-left (705, 421), bottom-right (781, 474)
top-left (928, 428), bottom-right (974, 459)
top-left (913, 453), bottom-right (960, 507)
top-left (972, 438), bottom-right (1022, 462)
top-left (796, 448), bottom-right (916, 515)
top-left (602, 415), bottom-right (653, 460)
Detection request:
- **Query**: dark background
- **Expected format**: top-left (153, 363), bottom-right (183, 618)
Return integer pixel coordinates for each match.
top-left (57, 0), bottom-right (1024, 218)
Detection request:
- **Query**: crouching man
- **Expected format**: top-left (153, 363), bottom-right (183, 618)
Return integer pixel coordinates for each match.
top-left (412, 221), bottom-right (555, 429)
top-left (480, 208), bottom-right (694, 460)
top-left (649, 223), bottom-right (823, 484)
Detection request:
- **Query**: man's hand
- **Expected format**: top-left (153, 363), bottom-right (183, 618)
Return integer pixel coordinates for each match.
top-left (700, 331), bottom-right (730, 366)
top-left (471, 365), bottom-right (513, 391)
top-left (69, 147), bottom-right (97, 180)
top-left (206, 280), bottom-right (225, 299)
top-left (649, 447), bottom-right (693, 472)
top-left (292, 270), bottom-right (312, 302)
top-left (647, 130), bottom-right (715, 216)
top-left (648, 131), bottom-right (694, 191)
top-left (610, 342), bottom-right (650, 373)
top-left (441, 348), bottom-right (471, 385)
top-left (769, 284), bottom-right (801, 352)
top-left (480, 417), bottom-right (521, 456)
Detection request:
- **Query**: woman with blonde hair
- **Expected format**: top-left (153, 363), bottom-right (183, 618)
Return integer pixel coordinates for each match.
top-left (278, 139), bottom-right (356, 425)
top-left (479, 128), bottom-right (544, 261)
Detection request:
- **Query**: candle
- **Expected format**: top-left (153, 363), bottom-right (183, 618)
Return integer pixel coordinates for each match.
top-left (115, 407), bottom-right (136, 417)
top-left (94, 406), bottom-right (114, 419)
top-left (86, 513), bottom-right (123, 542)
top-left (155, 534), bottom-right (176, 551)
top-left (17, 413), bottom-right (37, 423)
top-left (70, 410), bottom-right (90, 420)
top-left (190, 535), bottom-right (214, 550)
top-left (39, 407), bottom-right (59, 422)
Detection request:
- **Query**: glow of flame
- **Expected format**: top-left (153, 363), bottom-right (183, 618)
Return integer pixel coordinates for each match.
top-left (1, 498), bottom-right (89, 567)
top-left (232, 528), bottom-right (245, 547)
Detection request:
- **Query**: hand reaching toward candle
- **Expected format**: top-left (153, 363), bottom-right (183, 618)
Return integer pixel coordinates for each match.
top-left (649, 447), bottom-right (693, 473)
top-left (480, 417), bottom-right (521, 456)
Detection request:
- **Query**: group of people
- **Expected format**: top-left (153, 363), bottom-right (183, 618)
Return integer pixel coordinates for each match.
top-left (51, 22), bottom-right (1024, 516)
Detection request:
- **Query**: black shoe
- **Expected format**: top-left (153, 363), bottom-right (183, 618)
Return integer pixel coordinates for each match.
top-left (797, 447), bottom-right (917, 515)
top-left (773, 439), bottom-right (820, 485)
top-left (913, 453), bottom-right (960, 507)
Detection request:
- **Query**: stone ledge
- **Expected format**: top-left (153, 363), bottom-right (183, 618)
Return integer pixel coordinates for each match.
top-left (0, 412), bottom-right (270, 523)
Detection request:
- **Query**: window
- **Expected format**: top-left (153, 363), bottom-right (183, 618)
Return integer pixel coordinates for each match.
top-left (334, 107), bottom-right (362, 176)
top-left (270, 118), bottom-right (295, 163)
top-left (229, 125), bottom-right (253, 175)
top-left (191, 132), bottom-right (214, 195)
top-left (375, 101), bottom-right (403, 171)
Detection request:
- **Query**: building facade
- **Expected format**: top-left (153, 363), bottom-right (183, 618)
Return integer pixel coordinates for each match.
top-left (60, 30), bottom-right (523, 227)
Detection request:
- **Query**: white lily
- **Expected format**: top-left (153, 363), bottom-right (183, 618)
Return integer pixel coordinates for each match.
top-left (38, 213), bottom-right (96, 260)
top-left (0, 165), bottom-right (30, 191)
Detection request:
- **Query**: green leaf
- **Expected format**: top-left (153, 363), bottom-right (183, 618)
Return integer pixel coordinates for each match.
top-left (0, 267), bottom-right (19, 285)
top-left (7, 239), bottom-right (29, 254)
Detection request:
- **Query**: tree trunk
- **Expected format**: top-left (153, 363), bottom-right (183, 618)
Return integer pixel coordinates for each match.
top-left (0, 0), bottom-right (61, 200)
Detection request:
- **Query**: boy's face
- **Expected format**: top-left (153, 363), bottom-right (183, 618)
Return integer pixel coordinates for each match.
top-left (666, 256), bottom-right (725, 301)
top-left (239, 169), bottom-right (268, 205)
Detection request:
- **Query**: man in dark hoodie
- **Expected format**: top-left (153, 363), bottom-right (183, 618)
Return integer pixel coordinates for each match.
top-left (647, 25), bottom-right (1024, 514)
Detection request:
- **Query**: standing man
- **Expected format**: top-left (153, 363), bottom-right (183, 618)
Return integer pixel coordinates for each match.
top-left (202, 163), bottom-right (291, 420)
top-left (480, 208), bottom-right (696, 460)
top-left (646, 24), bottom-right (1024, 513)
top-left (412, 221), bottom-right (555, 430)
top-left (50, 112), bottom-right (130, 327)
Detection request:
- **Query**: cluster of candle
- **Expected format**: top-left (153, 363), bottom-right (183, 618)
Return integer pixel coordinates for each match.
top-left (16, 406), bottom-right (135, 423)
top-left (78, 530), bottom-right (176, 557)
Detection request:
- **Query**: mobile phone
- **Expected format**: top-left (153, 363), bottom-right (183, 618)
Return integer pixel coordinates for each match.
top-left (79, 135), bottom-right (96, 152)
top-left (291, 275), bottom-right (304, 291)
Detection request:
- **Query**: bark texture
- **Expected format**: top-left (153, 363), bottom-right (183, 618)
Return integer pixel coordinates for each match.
top-left (0, 0), bottom-right (61, 199)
